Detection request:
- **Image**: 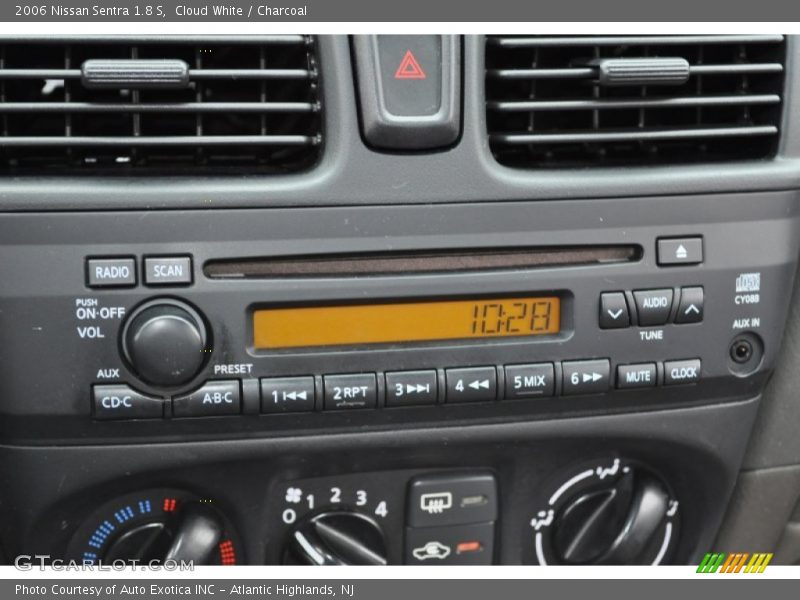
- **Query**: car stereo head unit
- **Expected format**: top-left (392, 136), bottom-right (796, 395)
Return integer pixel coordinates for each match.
top-left (0, 193), bottom-right (797, 445)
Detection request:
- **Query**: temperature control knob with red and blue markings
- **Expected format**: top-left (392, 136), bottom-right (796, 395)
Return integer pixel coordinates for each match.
top-left (67, 489), bottom-right (240, 566)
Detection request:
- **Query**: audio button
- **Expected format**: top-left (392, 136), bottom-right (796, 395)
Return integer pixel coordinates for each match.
top-left (633, 289), bottom-right (674, 326)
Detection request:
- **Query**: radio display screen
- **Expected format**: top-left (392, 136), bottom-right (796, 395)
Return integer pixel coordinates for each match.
top-left (252, 296), bottom-right (561, 349)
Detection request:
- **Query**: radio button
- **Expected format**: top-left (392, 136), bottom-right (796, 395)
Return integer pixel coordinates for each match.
top-left (386, 370), bottom-right (438, 407)
top-left (144, 256), bottom-right (192, 286)
top-left (562, 359), bottom-right (611, 395)
top-left (664, 359), bottom-right (702, 385)
top-left (93, 384), bottom-right (164, 420)
top-left (675, 286), bottom-right (704, 324)
top-left (86, 257), bottom-right (136, 288)
top-left (616, 363), bottom-right (657, 389)
top-left (633, 289), bottom-right (674, 326)
top-left (324, 374), bottom-right (377, 410)
top-left (599, 292), bottom-right (631, 329)
top-left (261, 377), bottom-right (316, 413)
top-left (504, 363), bottom-right (555, 399)
top-left (173, 380), bottom-right (241, 417)
top-left (445, 367), bottom-right (497, 403)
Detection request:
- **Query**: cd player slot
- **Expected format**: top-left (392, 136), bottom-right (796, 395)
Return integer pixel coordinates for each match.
top-left (204, 245), bottom-right (642, 279)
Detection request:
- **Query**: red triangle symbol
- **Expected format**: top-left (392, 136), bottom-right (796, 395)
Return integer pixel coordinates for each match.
top-left (394, 50), bottom-right (426, 80)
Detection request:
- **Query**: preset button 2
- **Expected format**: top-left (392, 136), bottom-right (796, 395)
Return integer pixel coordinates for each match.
top-left (324, 374), bottom-right (378, 410)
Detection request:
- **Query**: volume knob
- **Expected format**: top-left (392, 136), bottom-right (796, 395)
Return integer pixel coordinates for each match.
top-left (121, 299), bottom-right (209, 387)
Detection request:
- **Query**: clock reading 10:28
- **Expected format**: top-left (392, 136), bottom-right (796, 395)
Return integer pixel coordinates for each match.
top-left (253, 296), bottom-right (561, 350)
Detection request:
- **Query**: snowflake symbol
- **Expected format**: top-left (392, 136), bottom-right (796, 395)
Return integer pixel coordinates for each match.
top-left (285, 487), bottom-right (303, 503)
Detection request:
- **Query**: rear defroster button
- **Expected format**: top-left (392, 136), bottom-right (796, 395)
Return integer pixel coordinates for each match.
top-left (664, 359), bottom-right (702, 385)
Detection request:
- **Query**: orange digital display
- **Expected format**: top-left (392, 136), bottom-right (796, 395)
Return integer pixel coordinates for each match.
top-left (253, 296), bottom-right (561, 349)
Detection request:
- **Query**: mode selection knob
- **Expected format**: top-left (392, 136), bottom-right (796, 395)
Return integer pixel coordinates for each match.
top-left (121, 299), bottom-right (209, 387)
top-left (532, 459), bottom-right (680, 565)
top-left (284, 511), bottom-right (388, 565)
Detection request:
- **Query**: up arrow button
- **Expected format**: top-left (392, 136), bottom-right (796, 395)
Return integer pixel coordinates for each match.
top-left (675, 287), bottom-right (704, 324)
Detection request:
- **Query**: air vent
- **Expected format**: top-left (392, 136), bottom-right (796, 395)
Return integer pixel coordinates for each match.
top-left (0, 36), bottom-right (322, 173)
top-left (486, 35), bottom-right (785, 168)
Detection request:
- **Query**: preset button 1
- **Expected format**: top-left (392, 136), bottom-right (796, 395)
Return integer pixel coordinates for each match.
top-left (260, 377), bottom-right (315, 413)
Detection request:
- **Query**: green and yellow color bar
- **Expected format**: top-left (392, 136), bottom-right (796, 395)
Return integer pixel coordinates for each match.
top-left (697, 552), bottom-right (773, 573)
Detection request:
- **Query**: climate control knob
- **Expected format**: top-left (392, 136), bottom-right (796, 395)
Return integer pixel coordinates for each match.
top-left (284, 511), bottom-right (388, 565)
top-left (67, 489), bottom-right (241, 566)
top-left (121, 299), bottom-right (209, 387)
top-left (531, 459), bottom-right (680, 565)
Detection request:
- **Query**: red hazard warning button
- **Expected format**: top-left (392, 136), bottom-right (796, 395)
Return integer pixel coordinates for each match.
top-left (353, 35), bottom-right (461, 150)
top-left (395, 50), bottom-right (427, 80)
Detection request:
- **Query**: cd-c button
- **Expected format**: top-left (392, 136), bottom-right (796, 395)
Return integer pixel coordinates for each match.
top-left (93, 384), bottom-right (164, 420)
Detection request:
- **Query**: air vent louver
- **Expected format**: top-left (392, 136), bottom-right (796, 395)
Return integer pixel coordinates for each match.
top-left (0, 36), bottom-right (322, 173)
top-left (486, 35), bottom-right (785, 168)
